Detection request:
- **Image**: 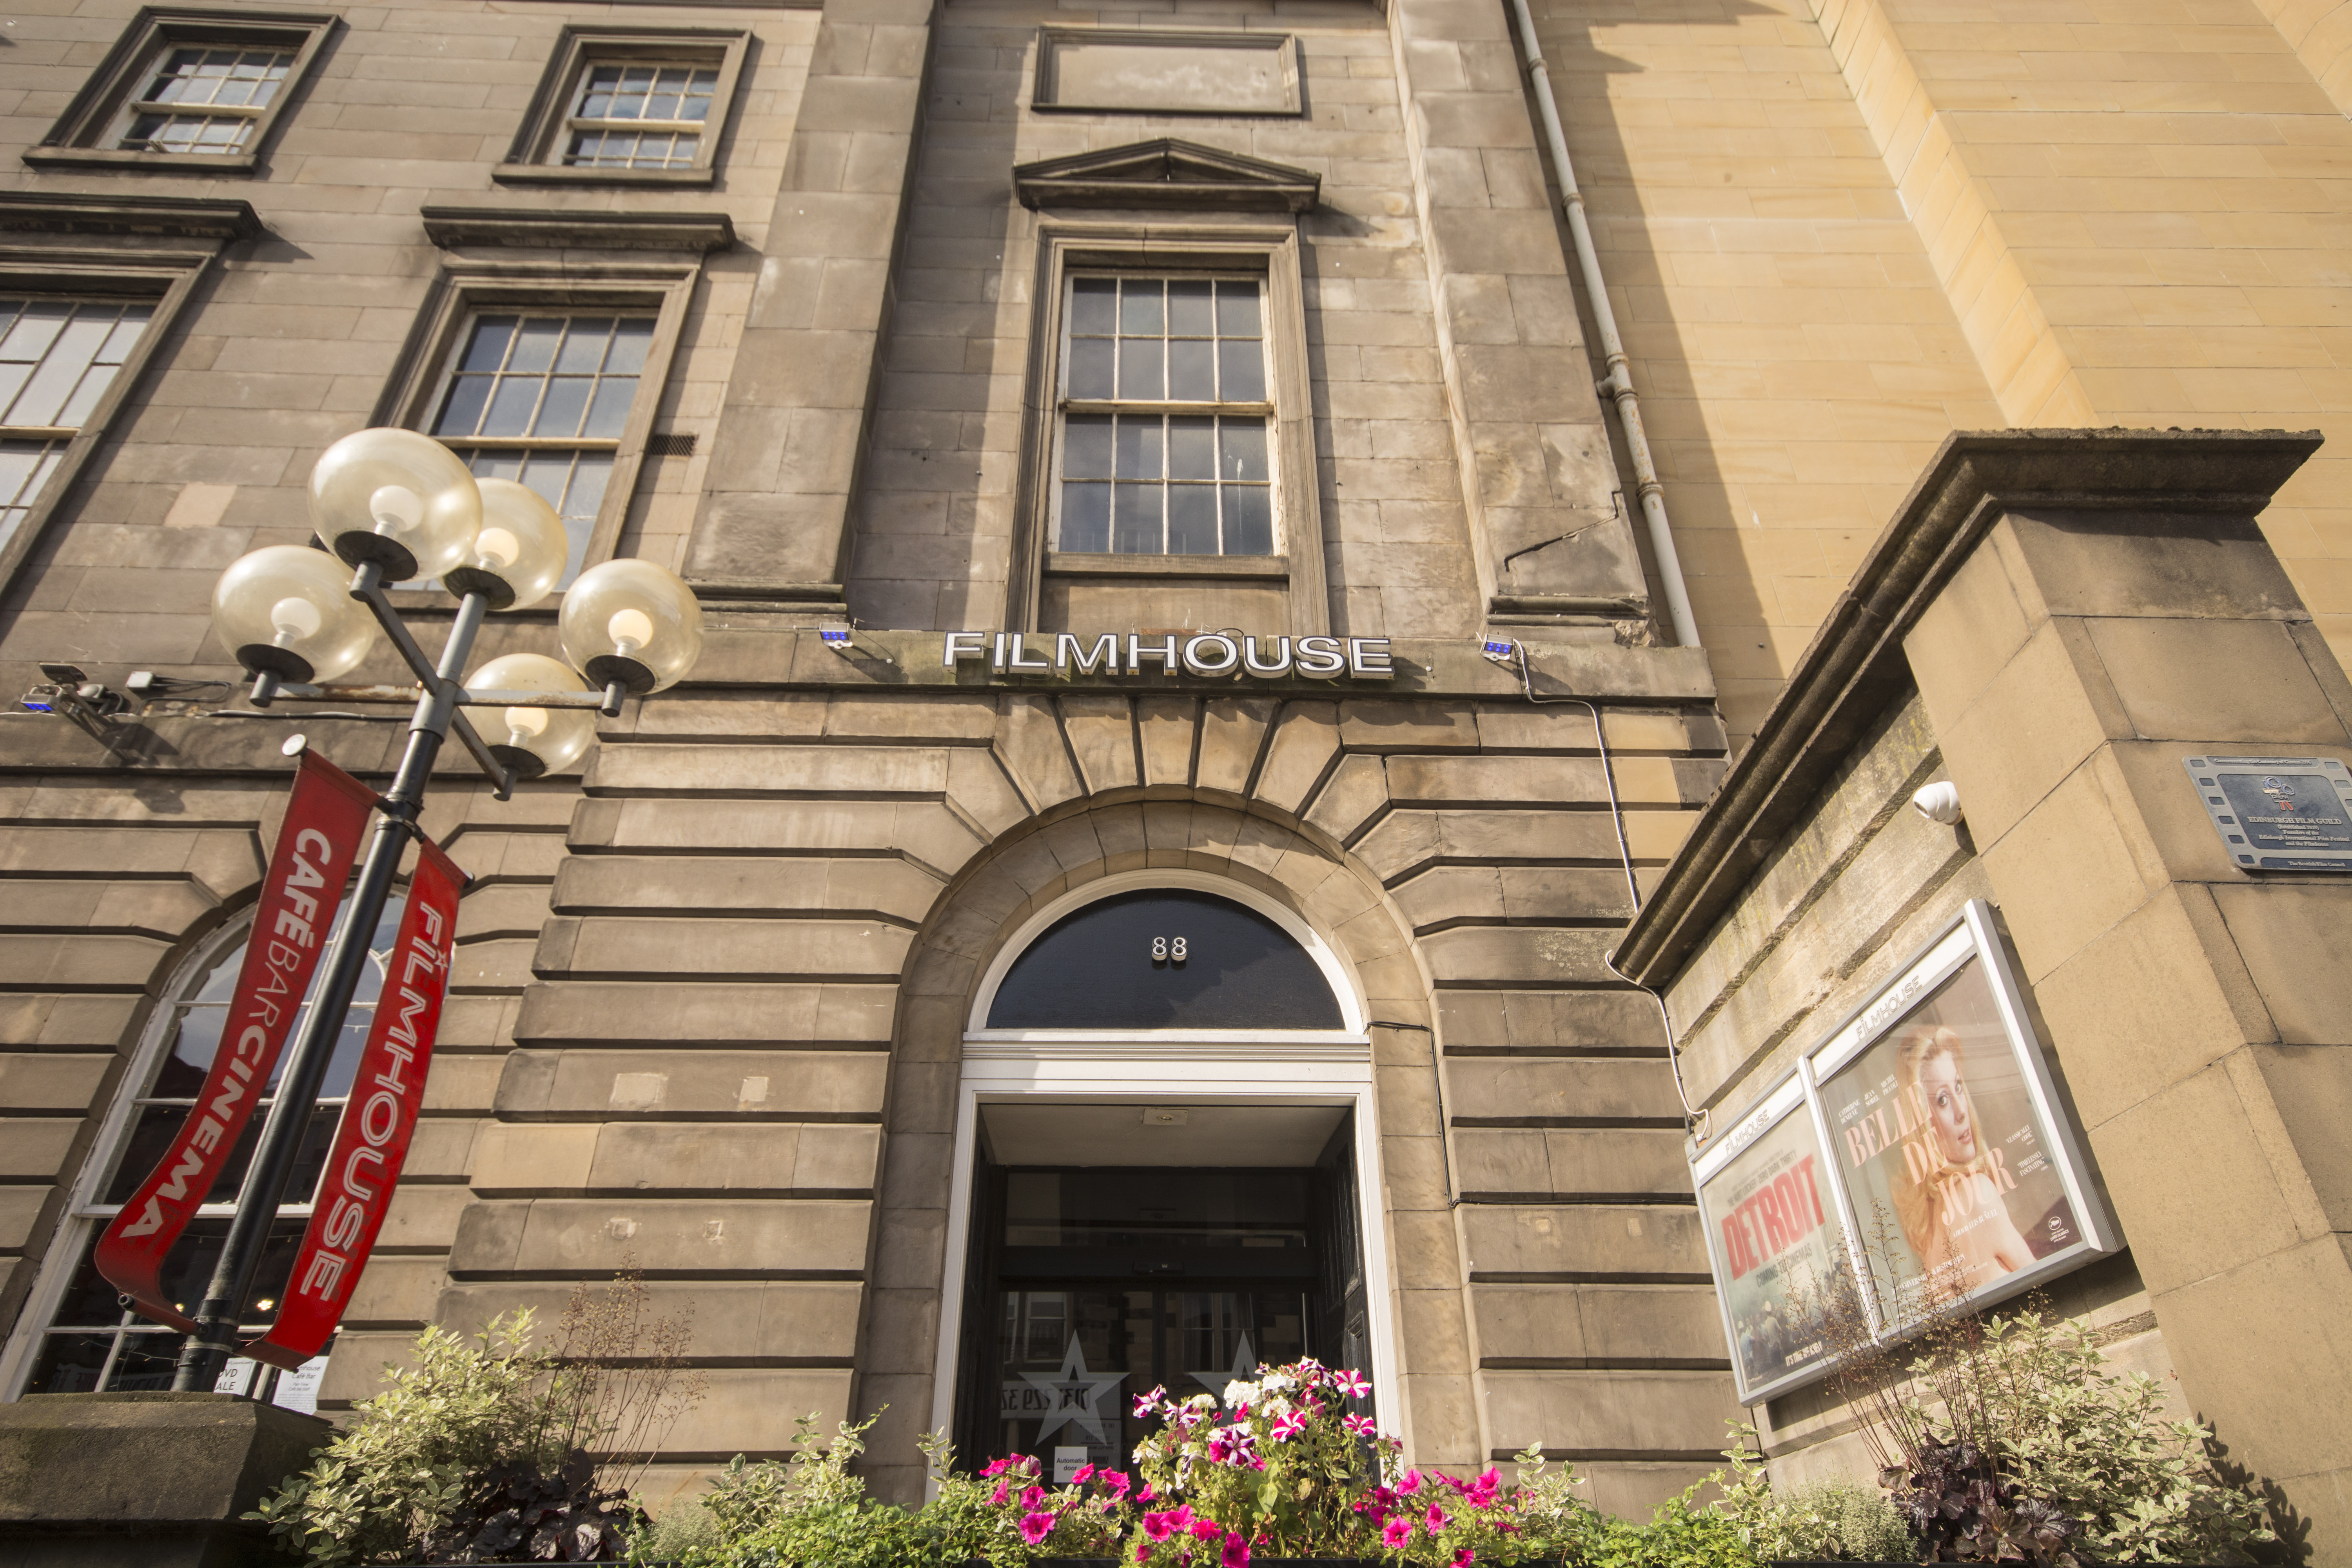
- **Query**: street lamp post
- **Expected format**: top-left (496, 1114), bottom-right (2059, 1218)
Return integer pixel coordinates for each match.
top-left (170, 428), bottom-right (702, 1392)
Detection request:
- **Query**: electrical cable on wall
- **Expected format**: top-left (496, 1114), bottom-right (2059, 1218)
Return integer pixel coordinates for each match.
top-left (1492, 639), bottom-right (1704, 1138)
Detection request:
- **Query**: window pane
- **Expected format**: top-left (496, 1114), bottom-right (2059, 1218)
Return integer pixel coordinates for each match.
top-left (1167, 416), bottom-right (1216, 480)
top-left (1220, 419), bottom-right (1269, 482)
top-left (606, 319), bottom-right (655, 375)
top-left (1218, 339), bottom-right (1265, 402)
top-left (1118, 279), bottom-right (1164, 337)
top-left (1062, 414), bottom-right (1113, 479)
top-left (481, 378), bottom-right (541, 437)
top-left (0, 302), bottom-right (72, 365)
top-left (1167, 339), bottom-right (1214, 402)
top-left (11, 316), bottom-right (112, 426)
top-left (459, 315), bottom-right (515, 372)
top-left (507, 318), bottom-right (563, 374)
top-left (1066, 338), bottom-right (1113, 400)
top-left (1112, 482), bottom-right (1162, 554)
top-left (1118, 337), bottom-right (1162, 400)
top-left (0, 440), bottom-right (64, 559)
top-left (554, 319), bottom-right (613, 374)
top-left (55, 359), bottom-right (122, 427)
top-left (1167, 484), bottom-right (1218, 554)
top-left (1069, 278), bottom-right (1117, 336)
top-left (534, 376), bottom-right (593, 438)
top-left (1216, 280), bottom-right (1261, 338)
top-left (1168, 279), bottom-right (1214, 337)
top-left (1113, 416), bottom-right (1161, 479)
top-left (434, 374), bottom-right (491, 438)
top-left (1223, 484), bottom-right (1273, 555)
top-left (582, 377), bottom-right (636, 439)
top-left (1060, 482), bottom-right (1110, 553)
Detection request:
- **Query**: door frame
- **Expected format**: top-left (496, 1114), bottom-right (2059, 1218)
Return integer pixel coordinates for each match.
top-left (927, 1044), bottom-right (1398, 1465)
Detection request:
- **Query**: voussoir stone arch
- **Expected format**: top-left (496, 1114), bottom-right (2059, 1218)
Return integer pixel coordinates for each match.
top-left (852, 698), bottom-right (1479, 1502)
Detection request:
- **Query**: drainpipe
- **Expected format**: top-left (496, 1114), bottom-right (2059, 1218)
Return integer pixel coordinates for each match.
top-left (1504, 0), bottom-right (1701, 650)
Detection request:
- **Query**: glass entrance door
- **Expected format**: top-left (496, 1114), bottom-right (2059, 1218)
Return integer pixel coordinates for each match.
top-left (956, 1144), bottom-right (1359, 1478)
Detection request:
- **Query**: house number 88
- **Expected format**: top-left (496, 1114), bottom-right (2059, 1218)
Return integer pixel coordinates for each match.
top-left (1151, 937), bottom-right (1188, 963)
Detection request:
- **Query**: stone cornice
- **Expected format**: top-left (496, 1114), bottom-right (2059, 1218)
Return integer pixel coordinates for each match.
top-left (1610, 426), bottom-right (2325, 989)
top-left (419, 206), bottom-right (735, 252)
top-left (0, 192), bottom-right (262, 242)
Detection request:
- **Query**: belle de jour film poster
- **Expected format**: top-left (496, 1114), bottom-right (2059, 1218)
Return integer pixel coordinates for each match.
top-left (1692, 902), bottom-right (2116, 1403)
top-left (1692, 1075), bottom-right (1850, 1404)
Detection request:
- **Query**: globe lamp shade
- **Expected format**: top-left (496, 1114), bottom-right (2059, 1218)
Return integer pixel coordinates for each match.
top-left (308, 427), bottom-right (482, 584)
top-left (213, 546), bottom-right (379, 683)
top-left (467, 652), bottom-right (595, 780)
top-left (444, 478), bottom-right (568, 610)
top-left (558, 558), bottom-right (703, 695)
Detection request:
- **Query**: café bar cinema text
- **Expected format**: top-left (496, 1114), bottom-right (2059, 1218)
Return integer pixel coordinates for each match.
top-left (944, 631), bottom-right (1394, 680)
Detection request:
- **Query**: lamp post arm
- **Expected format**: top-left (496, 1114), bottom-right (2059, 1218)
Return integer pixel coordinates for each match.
top-left (170, 589), bottom-right (493, 1392)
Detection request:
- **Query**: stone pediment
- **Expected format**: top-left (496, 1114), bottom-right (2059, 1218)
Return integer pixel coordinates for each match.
top-left (1012, 138), bottom-right (1319, 213)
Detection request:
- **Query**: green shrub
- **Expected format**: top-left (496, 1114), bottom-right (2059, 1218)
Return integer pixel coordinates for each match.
top-left (1712, 1425), bottom-right (1910, 1563)
top-left (248, 1310), bottom-right (567, 1566)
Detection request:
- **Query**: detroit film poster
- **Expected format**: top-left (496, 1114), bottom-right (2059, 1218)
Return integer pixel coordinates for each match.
top-left (1811, 951), bottom-right (2083, 1321)
top-left (1696, 1099), bottom-right (1846, 1401)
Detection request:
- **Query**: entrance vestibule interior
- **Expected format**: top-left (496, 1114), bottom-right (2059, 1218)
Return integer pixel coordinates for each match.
top-left (952, 1103), bottom-right (1371, 1481)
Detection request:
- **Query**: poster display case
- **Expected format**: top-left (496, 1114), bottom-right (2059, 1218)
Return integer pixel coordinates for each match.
top-left (1691, 901), bottom-right (2118, 1405)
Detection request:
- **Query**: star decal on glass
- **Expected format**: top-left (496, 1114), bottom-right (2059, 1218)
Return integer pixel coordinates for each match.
top-left (1020, 1335), bottom-right (1127, 1443)
top-left (1186, 1333), bottom-right (1256, 1406)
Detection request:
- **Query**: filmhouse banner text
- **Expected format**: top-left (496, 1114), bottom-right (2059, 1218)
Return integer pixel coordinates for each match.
top-left (95, 754), bottom-right (377, 1332)
top-left (249, 835), bottom-right (465, 1369)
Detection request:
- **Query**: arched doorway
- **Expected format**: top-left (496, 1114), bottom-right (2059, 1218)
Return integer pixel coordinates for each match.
top-left (932, 872), bottom-right (1392, 1481)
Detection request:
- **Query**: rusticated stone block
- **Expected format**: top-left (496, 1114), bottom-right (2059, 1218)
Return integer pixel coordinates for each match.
top-left (553, 855), bottom-right (945, 924)
top-left (1470, 1281), bottom-right (1729, 1363)
top-left (514, 981), bottom-right (897, 1046)
top-left (1482, 1368), bottom-right (1740, 1456)
top-left (1446, 1056), bottom-right (1685, 1121)
top-left (448, 1196), bottom-right (872, 1276)
top-left (1459, 1202), bottom-right (1708, 1277)
top-left (494, 1048), bottom-right (888, 1119)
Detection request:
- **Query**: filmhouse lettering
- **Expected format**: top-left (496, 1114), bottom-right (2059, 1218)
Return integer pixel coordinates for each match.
top-left (299, 902), bottom-right (450, 1305)
top-left (945, 631), bottom-right (1394, 680)
top-left (1719, 1155), bottom-right (1826, 1280)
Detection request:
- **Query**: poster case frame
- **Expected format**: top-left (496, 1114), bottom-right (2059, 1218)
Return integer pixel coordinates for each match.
top-left (1691, 1069), bottom-right (1860, 1406)
top-left (1687, 900), bottom-right (2120, 1406)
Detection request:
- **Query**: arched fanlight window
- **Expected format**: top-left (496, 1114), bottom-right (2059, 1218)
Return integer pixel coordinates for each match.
top-left (984, 887), bottom-right (1345, 1031)
top-left (1, 896), bottom-right (407, 1398)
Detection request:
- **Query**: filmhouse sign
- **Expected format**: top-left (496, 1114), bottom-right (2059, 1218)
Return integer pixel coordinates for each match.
top-left (942, 630), bottom-right (1394, 681)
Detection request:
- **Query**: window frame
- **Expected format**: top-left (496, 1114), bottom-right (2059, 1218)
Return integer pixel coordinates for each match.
top-left (1047, 270), bottom-right (1280, 563)
top-left (373, 261), bottom-right (700, 602)
top-left (0, 897), bottom-right (407, 1401)
top-left (1011, 225), bottom-right (1327, 635)
top-left (0, 255), bottom-right (209, 599)
top-left (496, 27), bottom-right (750, 190)
top-left (26, 6), bottom-right (336, 177)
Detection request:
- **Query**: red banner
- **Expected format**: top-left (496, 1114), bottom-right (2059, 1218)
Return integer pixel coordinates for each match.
top-left (246, 836), bottom-right (465, 1370)
top-left (96, 753), bottom-right (377, 1332)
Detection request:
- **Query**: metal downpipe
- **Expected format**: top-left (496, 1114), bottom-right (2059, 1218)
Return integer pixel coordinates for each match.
top-left (1504, 0), bottom-right (1701, 649)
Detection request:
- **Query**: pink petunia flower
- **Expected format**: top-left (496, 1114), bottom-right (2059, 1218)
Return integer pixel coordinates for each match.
top-left (1023, 1486), bottom-right (1047, 1510)
top-left (1425, 1503), bottom-right (1449, 1532)
top-left (1466, 1468), bottom-right (1501, 1508)
top-left (1220, 1530), bottom-right (1250, 1568)
top-left (1269, 1412), bottom-right (1307, 1442)
top-left (1140, 1485), bottom-right (1159, 1503)
top-left (1020, 1512), bottom-right (1056, 1545)
top-left (1452, 1551), bottom-right (1474, 1568)
top-left (989, 1482), bottom-right (1011, 1506)
top-left (1399, 1469), bottom-right (1423, 1495)
top-left (1190, 1517), bottom-right (1223, 1541)
top-left (1100, 1471), bottom-right (1133, 1500)
top-left (1343, 1414), bottom-right (1378, 1439)
top-left (1381, 1517), bottom-right (1413, 1549)
top-left (1073, 1464), bottom-right (1096, 1486)
top-left (1333, 1369), bottom-right (1370, 1399)
top-left (1143, 1511), bottom-right (1181, 1542)
top-left (982, 1458), bottom-right (1017, 1478)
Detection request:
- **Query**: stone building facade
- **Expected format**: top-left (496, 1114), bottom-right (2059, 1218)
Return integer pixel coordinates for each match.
top-left (0, 0), bottom-right (2349, 1557)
